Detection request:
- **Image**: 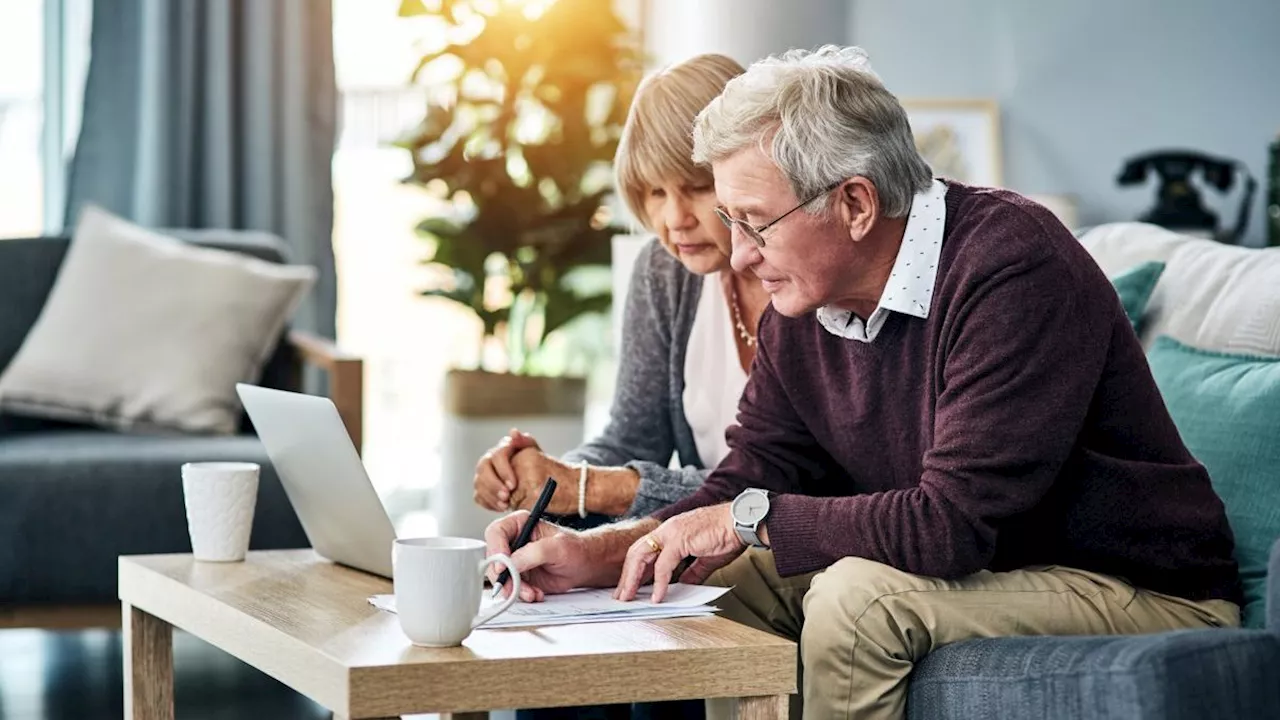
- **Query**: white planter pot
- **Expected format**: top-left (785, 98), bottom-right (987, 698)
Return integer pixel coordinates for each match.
top-left (435, 370), bottom-right (586, 541)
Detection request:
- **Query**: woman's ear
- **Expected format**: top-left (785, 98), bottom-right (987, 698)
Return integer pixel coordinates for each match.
top-left (836, 178), bottom-right (880, 242)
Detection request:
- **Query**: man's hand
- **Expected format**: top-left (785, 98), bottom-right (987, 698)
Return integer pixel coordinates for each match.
top-left (483, 511), bottom-right (590, 602)
top-left (484, 512), bottom-right (656, 602)
top-left (473, 429), bottom-right (540, 511)
top-left (614, 503), bottom-right (746, 603)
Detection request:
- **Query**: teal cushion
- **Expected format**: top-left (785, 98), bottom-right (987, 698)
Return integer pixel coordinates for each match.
top-left (1147, 336), bottom-right (1280, 627)
top-left (1109, 261), bottom-right (1165, 329)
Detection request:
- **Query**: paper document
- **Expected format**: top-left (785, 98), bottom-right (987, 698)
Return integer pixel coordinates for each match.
top-left (369, 583), bottom-right (730, 629)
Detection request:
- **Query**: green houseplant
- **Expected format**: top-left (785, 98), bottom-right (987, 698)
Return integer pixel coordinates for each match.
top-left (399, 0), bottom-right (641, 376)
top-left (397, 0), bottom-right (642, 539)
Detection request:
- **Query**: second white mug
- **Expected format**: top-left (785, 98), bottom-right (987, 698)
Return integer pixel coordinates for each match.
top-left (393, 537), bottom-right (521, 647)
top-left (181, 461), bottom-right (259, 562)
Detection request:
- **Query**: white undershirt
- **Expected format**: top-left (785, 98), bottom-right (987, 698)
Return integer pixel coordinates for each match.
top-left (816, 178), bottom-right (948, 342)
top-left (683, 272), bottom-right (749, 468)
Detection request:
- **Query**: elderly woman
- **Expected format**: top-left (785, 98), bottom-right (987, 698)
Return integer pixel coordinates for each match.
top-left (471, 53), bottom-right (770, 526)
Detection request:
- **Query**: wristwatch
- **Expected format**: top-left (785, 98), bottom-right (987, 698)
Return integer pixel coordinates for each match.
top-left (731, 488), bottom-right (771, 548)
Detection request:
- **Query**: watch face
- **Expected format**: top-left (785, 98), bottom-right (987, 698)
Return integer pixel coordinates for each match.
top-left (732, 491), bottom-right (768, 524)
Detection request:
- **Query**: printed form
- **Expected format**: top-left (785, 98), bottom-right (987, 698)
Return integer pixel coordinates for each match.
top-left (369, 584), bottom-right (730, 628)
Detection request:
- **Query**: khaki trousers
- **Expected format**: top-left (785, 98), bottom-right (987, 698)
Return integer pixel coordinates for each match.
top-left (706, 550), bottom-right (1238, 720)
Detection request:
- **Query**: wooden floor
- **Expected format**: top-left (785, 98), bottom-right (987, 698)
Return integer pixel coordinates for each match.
top-left (0, 627), bottom-right (331, 720)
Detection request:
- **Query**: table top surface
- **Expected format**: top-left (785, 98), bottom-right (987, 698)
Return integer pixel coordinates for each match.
top-left (118, 550), bottom-right (796, 715)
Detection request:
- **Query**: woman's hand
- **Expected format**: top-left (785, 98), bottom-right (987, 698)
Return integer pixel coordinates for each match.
top-left (473, 429), bottom-right (541, 511)
top-left (509, 448), bottom-right (580, 516)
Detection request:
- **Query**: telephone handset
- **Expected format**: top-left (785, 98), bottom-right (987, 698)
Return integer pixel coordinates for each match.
top-left (1116, 150), bottom-right (1256, 244)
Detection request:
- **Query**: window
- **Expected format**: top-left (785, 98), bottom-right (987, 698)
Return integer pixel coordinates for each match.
top-left (0, 0), bottom-right (91, 239)
top-left (332, 0), bottom-right (465, 535)
top-left (0, 1), bottom-right (45, 238)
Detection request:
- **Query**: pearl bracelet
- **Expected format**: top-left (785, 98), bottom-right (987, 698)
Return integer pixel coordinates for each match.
top-left (577, 460), bottom-right (589, 519)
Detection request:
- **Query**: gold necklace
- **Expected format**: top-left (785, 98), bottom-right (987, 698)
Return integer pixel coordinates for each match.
top-left (729, 282), bottom-right (757, 348)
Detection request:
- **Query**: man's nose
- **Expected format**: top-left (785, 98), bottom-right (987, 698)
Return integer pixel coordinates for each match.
top-left (730, 230), bottom-right (760, 273)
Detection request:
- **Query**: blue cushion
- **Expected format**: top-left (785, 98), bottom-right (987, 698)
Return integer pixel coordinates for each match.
top-left (1147, 336), bottom-right (1280, 628)
top-left (1109, 261), bottom-right (1165, 329)
top-left (908, 631), bottom-right (1280, 720)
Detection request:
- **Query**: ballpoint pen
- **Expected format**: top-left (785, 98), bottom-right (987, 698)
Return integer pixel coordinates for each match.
top-left (491, 478), bottom-right (557, 599)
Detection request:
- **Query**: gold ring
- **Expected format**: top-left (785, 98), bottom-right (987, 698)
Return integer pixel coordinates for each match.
top-left (644, 535), bottom-right (662, 553)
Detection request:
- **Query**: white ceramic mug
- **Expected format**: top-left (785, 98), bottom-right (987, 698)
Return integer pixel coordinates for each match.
top-left (393, 537), bottom-right (521, 647)
top-left (181, 462), bottom-right (259, 562)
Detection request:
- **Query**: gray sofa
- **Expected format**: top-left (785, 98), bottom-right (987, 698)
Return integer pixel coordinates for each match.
top-left (907, 539), bottom-right (1280, 719)
top-left (904, 222), bottom-right (1280, 719)
top-left (0, 231), bottom-right (361, 624)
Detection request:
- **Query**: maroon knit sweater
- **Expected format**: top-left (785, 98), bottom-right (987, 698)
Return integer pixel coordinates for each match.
top-left (657, 182), bottom-right (1240, 603)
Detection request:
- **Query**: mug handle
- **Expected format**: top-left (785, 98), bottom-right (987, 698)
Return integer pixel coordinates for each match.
top-left (473, 553), bottom-right (521, 629)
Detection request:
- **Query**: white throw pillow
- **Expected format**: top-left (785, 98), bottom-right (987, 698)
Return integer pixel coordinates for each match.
top-left (0, 206), bottom-right (317, 435)
top-left (1080, 221), bottom-right (1280, 355)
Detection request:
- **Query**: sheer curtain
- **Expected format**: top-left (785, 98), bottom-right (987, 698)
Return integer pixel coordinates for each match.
top-left (65, 0), bottom-right (338, 337)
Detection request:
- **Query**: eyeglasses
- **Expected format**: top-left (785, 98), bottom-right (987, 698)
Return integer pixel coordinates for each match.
top-left (714, 180), bottom-right (844, 248)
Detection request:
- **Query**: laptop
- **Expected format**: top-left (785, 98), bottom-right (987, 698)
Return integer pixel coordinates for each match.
top-left (236, 383), bottom-right (397, 578)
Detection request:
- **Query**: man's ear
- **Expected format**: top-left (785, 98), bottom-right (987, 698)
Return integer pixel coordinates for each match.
top-left (836, 178), bottom-right (880, 242)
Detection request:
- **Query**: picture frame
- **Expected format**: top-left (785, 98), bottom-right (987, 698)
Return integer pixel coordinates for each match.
top-left (900, 98), bottom-right (1003, 187)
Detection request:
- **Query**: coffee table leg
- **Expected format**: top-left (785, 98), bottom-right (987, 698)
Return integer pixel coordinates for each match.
top-left (736, 694), bottom-right (788, 720)
top-left (123, 603), bottom-right (174, 720)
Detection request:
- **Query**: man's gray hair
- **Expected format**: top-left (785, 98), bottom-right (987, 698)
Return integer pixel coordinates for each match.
top-left (693, 45), bottom-right (932, 219)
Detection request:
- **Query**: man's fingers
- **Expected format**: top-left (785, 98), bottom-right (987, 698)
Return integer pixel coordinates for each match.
top-left (494, 574), bottom-right (543, 603)
top-left (614, 539), bottom-right (657, 601)
top-left (650, 544), bottom-right (683, 604)
top-left (679, 557), bottom-right (720, 586)
top-left (510, 582), bottom-right (543, 603)
top-left (483, 511), bottom-right (527, 567)
top-left (508, 534), bottom-right (555, 578)
top-left (613, 543), bottom-right (643, 600)
top-left (518, 581), bottom-right (539, 603)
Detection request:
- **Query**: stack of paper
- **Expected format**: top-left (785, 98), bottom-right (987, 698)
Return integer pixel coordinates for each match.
top-left (368, 583), bottom-right (730, 628)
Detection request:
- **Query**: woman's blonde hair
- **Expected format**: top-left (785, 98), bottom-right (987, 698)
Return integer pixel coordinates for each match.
top-left (614, 54), bottom-right (746, 230)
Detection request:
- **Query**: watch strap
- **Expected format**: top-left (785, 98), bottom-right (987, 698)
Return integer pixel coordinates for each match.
top-left (735, 523), bottom-right (766, 548)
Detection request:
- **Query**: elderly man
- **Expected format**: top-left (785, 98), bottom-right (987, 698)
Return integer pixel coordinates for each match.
top-left (485, 46), bottom-right (1240, 719)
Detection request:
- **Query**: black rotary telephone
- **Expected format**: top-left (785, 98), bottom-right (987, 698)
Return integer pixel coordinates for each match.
top-left (1116, 150), bottom-right (1256, 244)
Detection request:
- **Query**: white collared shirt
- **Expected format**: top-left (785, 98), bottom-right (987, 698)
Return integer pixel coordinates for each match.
top-left (816, 179), bottom-right (947, 342)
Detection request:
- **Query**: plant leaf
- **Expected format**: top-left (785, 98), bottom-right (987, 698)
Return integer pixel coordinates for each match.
top-left (541, 286), bottom-right (611, 338)
top-left (397, 0), bottom-right (430, 17)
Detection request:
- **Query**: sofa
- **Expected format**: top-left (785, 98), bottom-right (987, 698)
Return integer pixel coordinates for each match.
top-left (905, 222), bottom-right (1280, 719)
top-left (0, 230), bottom-right (362, 629)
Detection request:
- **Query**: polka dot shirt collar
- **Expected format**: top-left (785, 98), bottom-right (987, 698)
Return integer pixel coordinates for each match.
top-left (817, 179), bottom-right (948, 342)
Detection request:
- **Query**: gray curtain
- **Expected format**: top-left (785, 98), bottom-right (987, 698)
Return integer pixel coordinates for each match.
top-left (65, 0), bottom-right (338, 339)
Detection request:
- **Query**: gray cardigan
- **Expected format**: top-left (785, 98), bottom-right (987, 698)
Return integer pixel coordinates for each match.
top-left (562, 239), bottom-right (712, 518)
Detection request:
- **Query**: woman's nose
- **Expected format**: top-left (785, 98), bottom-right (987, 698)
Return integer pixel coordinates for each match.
top-left (664, 197), bottom-right (697, 231)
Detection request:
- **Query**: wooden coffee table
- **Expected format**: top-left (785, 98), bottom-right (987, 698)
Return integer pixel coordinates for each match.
top-left (118, 550), bottom-right (796, 719)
